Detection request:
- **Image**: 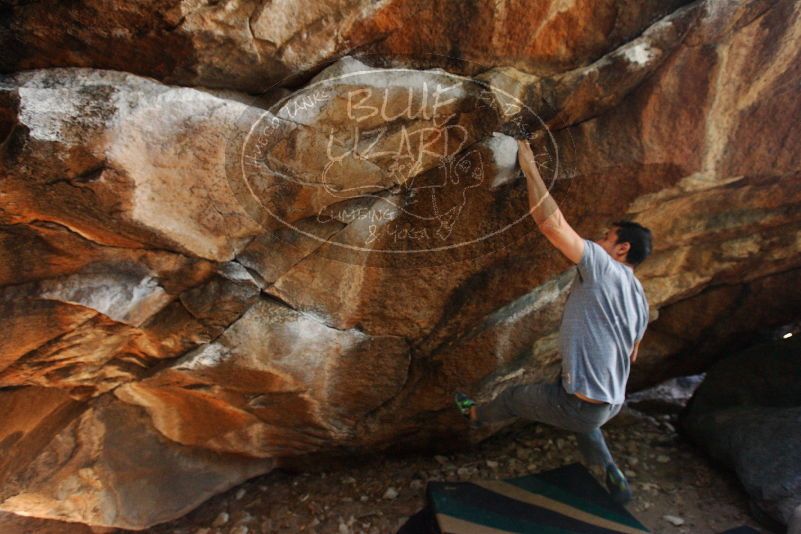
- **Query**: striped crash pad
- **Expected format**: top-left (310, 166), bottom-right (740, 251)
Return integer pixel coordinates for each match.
top-left (399, 463), bottom-right (649, 534)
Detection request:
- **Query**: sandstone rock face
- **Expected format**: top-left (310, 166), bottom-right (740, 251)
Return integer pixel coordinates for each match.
top-left (682, 336), bottom-right (801, 529)
top-left (1, 0), bottom-right (691, 92)
top-left (1, 68), bottom-right (265, 260)
top-left (1, 0), bottom-right (800, 529)
top-left (0, 392), bottom-right (273, 528)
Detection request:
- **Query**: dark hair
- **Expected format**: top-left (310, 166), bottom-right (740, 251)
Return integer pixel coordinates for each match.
top-left (612, 220), bottom-right (652, 265)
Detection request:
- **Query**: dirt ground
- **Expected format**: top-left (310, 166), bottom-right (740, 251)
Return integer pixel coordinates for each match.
top-left (0, 404), bottom-right (768, 534)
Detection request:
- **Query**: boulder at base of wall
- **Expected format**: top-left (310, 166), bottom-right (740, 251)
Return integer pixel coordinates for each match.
top-left (681, 335), bottom-right (801, 531)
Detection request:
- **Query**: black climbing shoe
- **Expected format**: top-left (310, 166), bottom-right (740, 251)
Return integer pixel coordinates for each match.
top-left (605, 463), bottom-right (632, 505)
top-left (454, 392), bottom-right (475, 419)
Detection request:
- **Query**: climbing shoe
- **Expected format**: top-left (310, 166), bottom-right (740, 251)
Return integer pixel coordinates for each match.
top-left (605, 463), bottom-right (632, 505)
top-left (454, 392), bottom-right (476, 419)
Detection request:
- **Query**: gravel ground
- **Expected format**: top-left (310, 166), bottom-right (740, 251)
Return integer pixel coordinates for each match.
top-left (1, 405), bottom-right (766, 534)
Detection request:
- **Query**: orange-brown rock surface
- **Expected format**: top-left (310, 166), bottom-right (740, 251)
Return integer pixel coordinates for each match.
top-left (1, 0), bottom-right (800, 529)
top-left (1, 0), bottom-right (690, 92)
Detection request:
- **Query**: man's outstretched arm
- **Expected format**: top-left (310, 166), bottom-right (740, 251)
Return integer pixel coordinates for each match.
top-left (518, 139), bottom-right (584, 264)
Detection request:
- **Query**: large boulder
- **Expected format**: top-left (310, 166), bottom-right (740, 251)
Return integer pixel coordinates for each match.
top-left (0, 389), bottom-right (273, 528)
top-left (681, 335), bottom-right (801, 530)
top-left (1, 0), bottom-right (800, 529)
top-left (0, 68), bottom-right (266, 261)
top-left (1, 0), bottom-right (691, 92)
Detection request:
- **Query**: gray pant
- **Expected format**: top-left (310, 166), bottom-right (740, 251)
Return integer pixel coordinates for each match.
top-left (474, 377), bottom-right (623, 469)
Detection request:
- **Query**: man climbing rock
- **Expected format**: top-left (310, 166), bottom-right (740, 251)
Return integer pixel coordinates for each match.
top-left (455, 135), bottom-right (651, 505)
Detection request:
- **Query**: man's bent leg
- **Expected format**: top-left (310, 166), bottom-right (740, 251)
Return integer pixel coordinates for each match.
top-left (474, 381), bottom-right (569, 428)
top-left (575, 428), bottom-right (614, 469)
top-left (573, 404), bottom-right (632, 504)
top-left (474, 382), bottom-right (631, 503)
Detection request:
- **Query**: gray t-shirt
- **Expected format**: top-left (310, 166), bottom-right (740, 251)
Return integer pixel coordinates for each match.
top-left (559, 239), bottom-right (649, 404)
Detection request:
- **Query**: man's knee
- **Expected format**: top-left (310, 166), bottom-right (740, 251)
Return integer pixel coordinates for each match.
top-left (475, 387), bottom-right (523, 422)
top-left (509, 382), bottom-right (572, 427)
top-left (492, 385), bottom-right (524, 419)
top-left (503, 383), bottom-right (547, 415)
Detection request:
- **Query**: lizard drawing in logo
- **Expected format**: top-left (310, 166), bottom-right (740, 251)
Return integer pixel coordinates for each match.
top-left (320, 140), bottom-right (485, 242)
top-left (405, 147), bottom-right (485, 241)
